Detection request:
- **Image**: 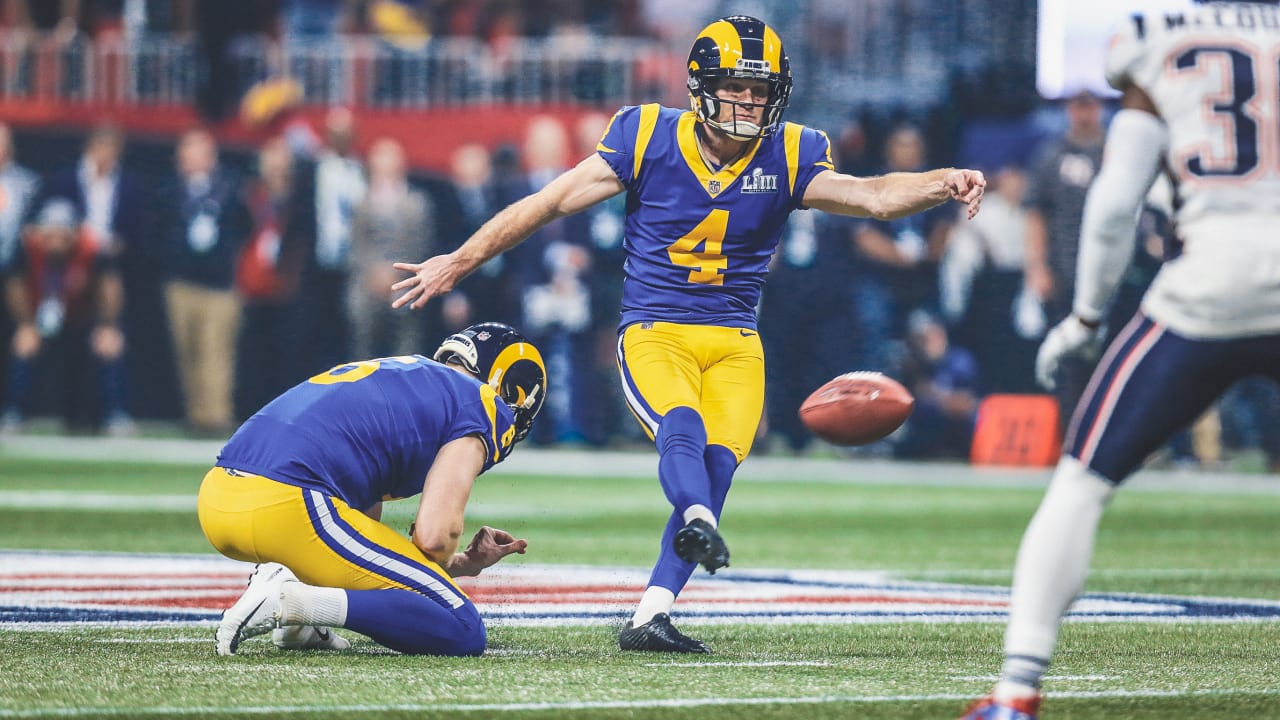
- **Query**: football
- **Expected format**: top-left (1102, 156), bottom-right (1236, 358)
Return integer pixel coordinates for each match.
top-left (798, 372), bottom-right (914, 446)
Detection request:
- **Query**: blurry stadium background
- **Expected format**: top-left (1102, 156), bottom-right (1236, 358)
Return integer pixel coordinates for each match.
top-left (2, 0), bottom-right (1272, 466)
top-left (1, 2), bottom-right (1278, 719)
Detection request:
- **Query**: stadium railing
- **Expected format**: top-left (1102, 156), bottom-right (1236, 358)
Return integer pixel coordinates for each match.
top-left (0, 31), bottom-right (687, 111)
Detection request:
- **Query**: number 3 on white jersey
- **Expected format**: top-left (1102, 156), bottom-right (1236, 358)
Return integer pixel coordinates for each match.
top-left (1170, 44), bottom-right (1279, 180)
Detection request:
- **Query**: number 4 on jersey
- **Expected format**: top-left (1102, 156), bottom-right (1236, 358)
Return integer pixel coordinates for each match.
top-left (667, 209), bottom-right (729, 285)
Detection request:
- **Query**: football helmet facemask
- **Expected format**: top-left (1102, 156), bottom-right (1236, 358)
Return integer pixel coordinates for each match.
top-left (687, 15), bottom-right (792, 141)
top-left (433, 322), bottom-right (547, 443)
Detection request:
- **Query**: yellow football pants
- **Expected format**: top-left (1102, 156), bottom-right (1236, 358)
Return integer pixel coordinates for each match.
top-left (197, 467), bottom-right (466, 604)
top-left (615, 321), bottom-right (765, 462)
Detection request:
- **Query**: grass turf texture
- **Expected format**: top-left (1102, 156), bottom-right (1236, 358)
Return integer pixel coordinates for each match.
top-left (1, 455), bottom-right (1279, 718)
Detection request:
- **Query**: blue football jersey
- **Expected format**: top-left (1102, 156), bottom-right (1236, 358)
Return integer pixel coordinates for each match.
top-left (596, 104), bottom-right (834, 329)
top-left (217, 356), bottom-right (517, 511)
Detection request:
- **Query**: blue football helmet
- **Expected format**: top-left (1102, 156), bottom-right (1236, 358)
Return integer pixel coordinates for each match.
top-left (434, 322), bottom-right (547, 443)
top-left (686, 15), bottom-right (793, 140)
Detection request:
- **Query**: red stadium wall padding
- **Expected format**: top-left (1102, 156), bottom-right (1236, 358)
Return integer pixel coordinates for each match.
top-left (970, 394), bottom-right (1062, 467)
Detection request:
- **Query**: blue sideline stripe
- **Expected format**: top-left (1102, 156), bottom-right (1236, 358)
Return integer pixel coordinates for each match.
top-left (0, 606), bottom-right (222, 623)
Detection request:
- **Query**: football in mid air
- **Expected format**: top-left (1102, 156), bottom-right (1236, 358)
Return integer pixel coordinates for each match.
top-left (798, 372), bottom-right (914, 446)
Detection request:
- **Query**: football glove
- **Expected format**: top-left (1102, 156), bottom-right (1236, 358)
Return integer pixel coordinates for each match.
top-left (1035, 315), bottom-right (1103, 390)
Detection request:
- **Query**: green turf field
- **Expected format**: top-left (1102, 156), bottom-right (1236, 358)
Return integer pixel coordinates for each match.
top-left (1, 451), bottom-right (1279, 719)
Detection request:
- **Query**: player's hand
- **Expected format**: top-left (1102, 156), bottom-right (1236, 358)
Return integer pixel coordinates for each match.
top-left (390, 252), bottom-right (463, 310)
top-left (455, 526), bottom-right (528, 576)
top-left (1036, 315), bottom-right (1103, 390)
top-left (944, 169), bottom-right (986, 220)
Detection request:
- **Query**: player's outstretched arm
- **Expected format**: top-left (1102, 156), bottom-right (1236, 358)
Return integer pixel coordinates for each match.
top-left (391, 153), bottom-right (625, 310)
top-left (802, 167), bottom-right (986, 221)
top-left (411, 436), bottom-right (486, 565)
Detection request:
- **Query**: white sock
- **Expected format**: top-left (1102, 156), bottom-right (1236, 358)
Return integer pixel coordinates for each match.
top-left (682, 504), bottom-right (716, 528)
top-left (630, 586), bottom-right (676, 626)
top-left (280, 582), bottom-right (349, 627)
top-left (1003, 457), bottom-right (1115, 686)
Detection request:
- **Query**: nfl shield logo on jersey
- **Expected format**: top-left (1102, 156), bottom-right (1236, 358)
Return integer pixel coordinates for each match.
top-left (708, 179), bottom-right (721, 194)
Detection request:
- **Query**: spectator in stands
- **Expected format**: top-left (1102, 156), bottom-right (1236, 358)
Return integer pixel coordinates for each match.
top-left (347, 137), bottom-right (431, 359)
top-left (1220, 378), bottom-right (1280, 473)
top-left (514, 115), bottom-right (592, 445)
top-left (274, 0), bottom-right (361, 103)
top-left (941, 163), bottom-right (1040, 394)
top-left (0, 122), bottom-right (38, 272)
top-left (366, 0), bottom-right (429, 51)
top-left (759, 209), bottom-right (859, 453)
top-left (850, 124), bottom-right (955, 372)
top-left (235, 136), bottom-right (309, 417)
top-left (81, 0), bottom-right (131, 39)
top-left (282, 0), bottom-right (360, 39)
top-left (190, 0), bottom-right (273, 121)
top-left (1, 199), bottom-right (129, 434)
top-left (8, 0), bottom-right (79, 38)
top-left (639, 0), bottom-right (714, 44)
top-left (567, 111), bottom-right (628, 446)
top-left (32, 124), bottom-right (144, 258)
top-left (368, 1), bottom-right (432, 104)
top-left (29, 122), bottom-right (158, 418)
top-left (443, 142), bottom-right (518, 331)
top-left (155, 128), bottom-right (250, 435)
top-left (27, 0), bottom-right (148, 39)
top-left (0, 122), bottom-right (39, 432)
top-left (834, 115), bottom-right (871, 177)
top-left (895, 309), bottom-right (980, 460)
top-left (1023, 89), bottom-right (1105, 420)
top-left (298, 107), bottom-right (365, 373)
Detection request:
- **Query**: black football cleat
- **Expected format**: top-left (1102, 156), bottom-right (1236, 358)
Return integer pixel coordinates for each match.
top-left (674, 518), bottom-right (730, 574)
top-left (618, 613), bottom-right (711, 654)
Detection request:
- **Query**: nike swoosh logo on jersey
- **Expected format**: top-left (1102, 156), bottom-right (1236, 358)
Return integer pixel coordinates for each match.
top-left (740, 330), bottom-right (757, 337)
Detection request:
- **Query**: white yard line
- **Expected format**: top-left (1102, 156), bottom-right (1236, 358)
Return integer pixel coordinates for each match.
top-left (914, 567), bottom-right (1280, 580)
top-left (93, 638), bottom-right (211, 644)
top-left (0, 491), bottom-right (194, 511)
top-left (0, 687), bottom-right (1277, 717)
top-left (643, 661), bottom-right (832, 668)
top-left (949, 674), bottom-right (1119, 681)
top-left (0, 491), bottom-right (583, 517)
top-left (3, 436), bottom-right (1278, 495)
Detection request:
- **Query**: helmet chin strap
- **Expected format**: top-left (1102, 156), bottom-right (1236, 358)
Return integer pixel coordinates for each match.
top-left (697, 93), bottom-right (766, 141)
top-left (706, 117), bottom-right (762, 142)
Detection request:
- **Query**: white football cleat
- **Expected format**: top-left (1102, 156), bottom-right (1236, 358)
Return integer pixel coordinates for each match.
top-left (215, 563), bottom-right (294, 656)
top-left (272, 625), bottom-right (351, 651)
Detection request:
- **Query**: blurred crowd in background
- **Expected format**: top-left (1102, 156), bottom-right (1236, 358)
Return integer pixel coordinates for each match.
top-left (0, 0), bottom-right (1276, 470)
